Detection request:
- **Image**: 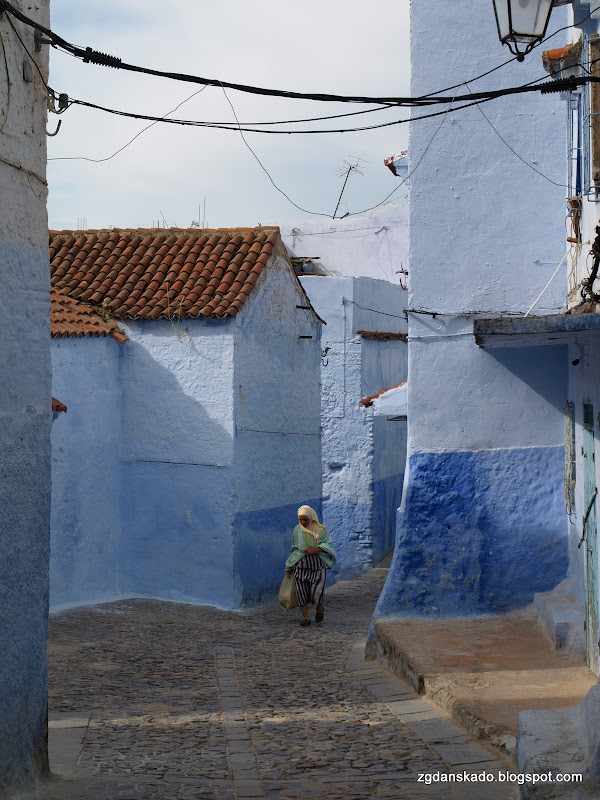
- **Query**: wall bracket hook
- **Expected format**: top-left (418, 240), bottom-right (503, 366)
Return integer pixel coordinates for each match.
top-left (46, 119), bottom-right (62, 137)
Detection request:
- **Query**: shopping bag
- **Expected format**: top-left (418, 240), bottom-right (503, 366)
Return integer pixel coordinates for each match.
top-left (278, 570), bottom-right (298, 610)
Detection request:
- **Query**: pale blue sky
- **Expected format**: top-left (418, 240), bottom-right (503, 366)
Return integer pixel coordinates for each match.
top-left (46, 0), bottom-right (411, 231)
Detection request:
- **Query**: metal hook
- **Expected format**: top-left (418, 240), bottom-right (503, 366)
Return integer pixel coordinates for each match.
top-left (46, 119), bottom-right (61, 137)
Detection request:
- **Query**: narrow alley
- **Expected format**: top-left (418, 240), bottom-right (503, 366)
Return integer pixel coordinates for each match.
top-left (32, 564), bottom-right (518, 800)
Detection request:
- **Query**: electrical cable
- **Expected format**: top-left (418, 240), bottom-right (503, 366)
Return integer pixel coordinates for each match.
top-left (290, 226), bottom-right (392, 236)
top-left (59, 94), bottom-right (499, 136)
top-left (0, 0), bottom-right (595, 109)
top-left (346, 85), bottom-right (462, 217)
top-left (48, 85), bottom-right (208, 163)
top-left (4, 11), bottom-right (47, 90)
top-left (0, 26), bottom-right (11, 133)
top-left (219, 82), bottom-right (330, 217)
top-left (57, 52), bottom-right (591, 140)
top-left (524, 250), bottom-right (570, 316)
top-left (175, 105), bottom-right (397, 126)
top-left (0, 152), bottom-right (47, 184)
top-left (466, 84), bottom-right (569, 188)
top-left (344, 55), bottom-right (595, 217)
top-left (344, 298), bottom-right (408, 320)
top-left (11, 0), bottom-right (590, 220)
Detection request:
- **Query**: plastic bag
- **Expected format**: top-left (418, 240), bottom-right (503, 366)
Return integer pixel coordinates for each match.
top-left (278, 570), bottom-right (298, 610)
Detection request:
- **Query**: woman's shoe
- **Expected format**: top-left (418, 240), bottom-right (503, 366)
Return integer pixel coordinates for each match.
top-left (315, 611), bottom-right (324, 623)
top-left (299, 618), bottom-right (311, 627)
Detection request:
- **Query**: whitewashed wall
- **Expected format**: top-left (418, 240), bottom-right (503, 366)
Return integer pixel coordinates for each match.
top-left (279, 204), bottom-right (408, 282)
top-left (375, 0), bottom-right (570, 621)
top-left (50, 337), bottom-right (122, 609)
top-left (119, 319), bottom-right (237, 608)
top-left (300, 276), bottom-right (407, 576)
top-left (233, 251), bottom-right (322, 605)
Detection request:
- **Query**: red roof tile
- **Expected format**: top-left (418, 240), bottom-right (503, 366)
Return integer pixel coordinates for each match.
top-left (361, 382), bottom-right (407, 408)
top-left (50, 287), bottom-right (128, 343)
top-left (49, 227), bottom-right (280, 320)
top-left (542, 41), bottom-right (581, 75)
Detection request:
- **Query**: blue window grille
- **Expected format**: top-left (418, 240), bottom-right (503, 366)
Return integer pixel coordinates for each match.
top-left (568, 90), bottom-right (583, 197)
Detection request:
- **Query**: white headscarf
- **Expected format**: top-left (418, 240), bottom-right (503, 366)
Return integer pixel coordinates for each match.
top-left (297, 505), bottom-right (326, 542)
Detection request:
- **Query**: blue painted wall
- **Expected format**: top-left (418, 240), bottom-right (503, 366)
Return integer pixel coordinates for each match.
top-left (121, 461), bottom-right (235, 606)
top-left (371, 413), bottom-right (407, 565)
top-left (370, 0), bottom-right (571, 627)
top-left (375, 338), bottom-right (569, 620)
top-left (233, 251), bottom-right (322, 605)
top-left (0, 2), bottom-right (51, 788)
top-left (360, 337), bottom-right (407, 399)
top-left (1, 243), bottom-right (52, 794)
top-left (567, 339), bottom-right (600, 617)
top-left (50, 256), bottom-right (323, 611)
top-left (376, 446), bottom-right (567, 618)
top-left (50, 337), bottom-right (121, 609)
top-left (118, 320), bottom-right (237, 608)
top-left (300, 275), bottom-right (408, 578)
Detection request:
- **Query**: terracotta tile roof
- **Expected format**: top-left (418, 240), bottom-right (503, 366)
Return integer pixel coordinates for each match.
top-left (542, 40), bottom-right (581, 76)
top-left (361, 381), bottom-right (407, 408)
top-left (357, 330), bottom-right (407, 341)
top-left (51, 287), bottom-right (128, 343)
top-left (49, 227), bottom-right (281, 320)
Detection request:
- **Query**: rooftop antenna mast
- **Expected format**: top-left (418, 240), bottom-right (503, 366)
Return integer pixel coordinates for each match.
top-left (333, 158), bottom-right (365, 219)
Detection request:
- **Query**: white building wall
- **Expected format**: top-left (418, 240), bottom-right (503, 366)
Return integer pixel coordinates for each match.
top-left (0, 2), bottom-right (51, 794)
top-left (300, 275), bottom-right (407, 576)
top-left (233, 251), bottom-right (322, 605)
top-left (279, 204), bottom-right (408, 282)
top-left (375, 0), bottom-right (571, 621)
top-left (118, 320), bottom-right (237, 608)
top-left (50, 337), bottom-right (122, 610)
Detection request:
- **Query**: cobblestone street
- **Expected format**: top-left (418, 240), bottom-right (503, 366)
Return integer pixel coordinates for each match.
top-left (31, 565), bottom-right (519, 800)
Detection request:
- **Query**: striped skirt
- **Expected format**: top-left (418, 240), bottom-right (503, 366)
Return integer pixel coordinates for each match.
top-left (293, 553), bottom-right (326, 607)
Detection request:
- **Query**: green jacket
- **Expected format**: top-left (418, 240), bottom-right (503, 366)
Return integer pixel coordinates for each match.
top-left (285, 524), bottom-right (336, 571)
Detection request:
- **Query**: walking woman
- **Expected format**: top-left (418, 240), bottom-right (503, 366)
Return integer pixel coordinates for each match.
top-left (285, 505), bottom-right (336, 627)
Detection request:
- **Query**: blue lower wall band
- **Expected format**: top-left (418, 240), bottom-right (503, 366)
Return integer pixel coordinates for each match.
top-left (233, 498), bottom-right (323, 606)
top-left (375, 446), bottom-right (568, 618)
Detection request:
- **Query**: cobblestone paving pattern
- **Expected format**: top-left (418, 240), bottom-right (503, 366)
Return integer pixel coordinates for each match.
top-left (25, 566), bottom-right (518, 800)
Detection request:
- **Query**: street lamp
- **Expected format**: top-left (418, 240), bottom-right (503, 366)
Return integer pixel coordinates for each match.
top-left (492, 0), bottom-right (555, 61)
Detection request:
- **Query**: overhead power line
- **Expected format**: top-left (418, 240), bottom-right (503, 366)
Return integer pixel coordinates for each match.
top-left (0, 0), bottom-right (595, 109)
top-left (62, 95), bottom-right (498, 135)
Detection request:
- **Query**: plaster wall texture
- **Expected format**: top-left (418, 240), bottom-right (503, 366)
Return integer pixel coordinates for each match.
top-left (278, 204), bottom-right (408, 282)
top-left (300, 276), bottom-right (407, 577)
top-left (408, 0), bottom-right (568, 317)
top-left (50, 338), bottom-right (122, 610)
top-left (371, 414), bottom-right (407, 564)
top-left (233, 254), bottom-right (322, 605)
top-left (517, 683), bottom-right (600, 800)
top-left (0, 2), bottom-right (51, 796)
top-left (566, 340), bottom-right (600, 615)
top-left (373, 383), bottom-right (409, 543)
top-left (373, 383), bottom-right (407, 417)
top-left (374, 0), bottom-right (570, 621)
top-left (565, 6), bottom-right (600, 309)
top-left (0, 3), bottom-right (52, 795)
top-left (48, 255), bottom-right (325, 611)
top-left (118, 320), bottom-right (237, 608)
